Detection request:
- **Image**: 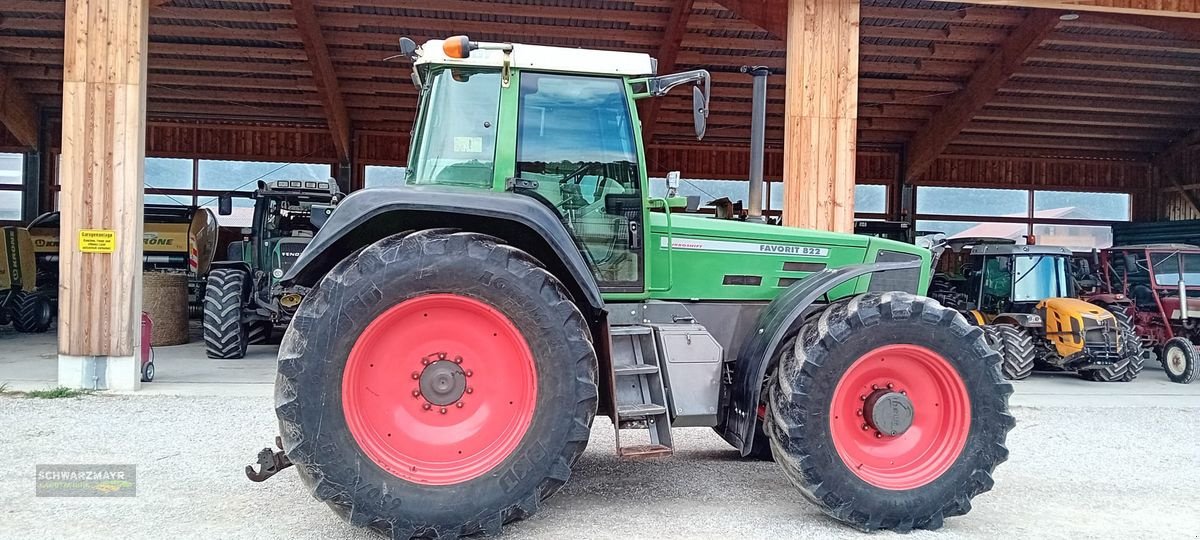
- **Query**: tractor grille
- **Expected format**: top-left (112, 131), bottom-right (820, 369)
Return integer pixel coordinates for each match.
top-left (273, 238), bottom-right (311, 277)
top-left (868, 250), bottom-right (922, 294)
top-left (1082, 321), bottom-right (1122, 364)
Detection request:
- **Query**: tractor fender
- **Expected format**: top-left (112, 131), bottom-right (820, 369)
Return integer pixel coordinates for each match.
top-left (993, 313), bottom-right (1044, 328)
top-left (209, 260), bottom-right (252, 275)
top-left (279, 185), bottom-right (604, 313)
top-left (1087, 293), bottom-right (1132, 307)
top-left (719, 259), bottom-right (925, 457)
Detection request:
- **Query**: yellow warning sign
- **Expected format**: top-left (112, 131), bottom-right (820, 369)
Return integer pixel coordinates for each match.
top-left (79, 229), bottom-right (116, 254)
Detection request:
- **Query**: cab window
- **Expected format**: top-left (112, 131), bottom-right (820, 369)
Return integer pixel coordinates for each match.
top-left (407, 68), bottom-right (501, 187)
top-left (515, 72), bottom-right (643, 289)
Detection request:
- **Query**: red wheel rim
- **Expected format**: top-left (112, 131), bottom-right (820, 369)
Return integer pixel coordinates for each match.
top-left (829, 344), bottom-right (970, 490)
top-left (342, 293), bottom-right (537, 485)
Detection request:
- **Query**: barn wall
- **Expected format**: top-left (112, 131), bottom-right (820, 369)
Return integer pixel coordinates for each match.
top-left (1152, 137), bottom-right (1200, 222)
top-left (0, 124), bottom-right (26, 153)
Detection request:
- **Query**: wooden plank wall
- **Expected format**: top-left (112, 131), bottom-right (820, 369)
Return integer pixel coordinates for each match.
top-left (1152, 140), bottom-right (1200, 221)
top-left (0, 125), bottom-right (25, 153)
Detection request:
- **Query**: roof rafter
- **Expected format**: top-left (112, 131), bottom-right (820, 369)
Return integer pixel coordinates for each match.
top-left (904, 9), bottom-right (1061, 182)
top-left (642, 0), bottom-right (696, 143)
top-left (1090, 12), bottom-right (1200, 41)
top-left (290, 0), bottom-right (351, 162)
top-left (0, 67), bottom-right (38, 148)
top-left (713, 0), bottom-right (786, 37)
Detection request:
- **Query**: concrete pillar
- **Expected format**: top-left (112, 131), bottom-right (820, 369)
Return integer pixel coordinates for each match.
top-left (782, 0), bottom-right (860, 232)
top-left (57, 0), bottom-right (149, 391)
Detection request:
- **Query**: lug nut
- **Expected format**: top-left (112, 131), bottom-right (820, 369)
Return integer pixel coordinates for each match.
top-left (438, 353), bottom-right (447, 360)
top-left (871, 384), bottom-right (879, 390)
top-left (887, 383), bottom-right (894, 389)
top-left (465, 370), bottom-right (473, 377)
top-left (422, 403), bottom-right (432, 411)
top-left (856, 409), bottom-right (863, 417)
top-left (860, 395), bottom-right (867, 401)
top-left (454, 356), bottom-right (463, 364)
top-left (421, 358), bottom-right (429, 366)
top-left (861, 424), bottom-right (870, 431)
top-left (411, 390), bottom-right (421, 397)
top-left (439, 407), bottom-right (447, 414)
top-left (456, 402), bottom-right (464, 408)
top-left (465, 387), bottom-right (474, 394)
top-left (875, 432), bottom-right (883, 439)
top-left (900, 390), bottom-right (907, 396)
top-left (411, 372), bottom-right (420, 380)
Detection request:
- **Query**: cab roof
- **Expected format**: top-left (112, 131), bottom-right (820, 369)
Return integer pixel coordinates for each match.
top-left (1109, 243), bottom-right (1200, 251)
top-left (415, 39), bottom-right (657, 77)
top-left (970, 244), bottom-right (1073, 257)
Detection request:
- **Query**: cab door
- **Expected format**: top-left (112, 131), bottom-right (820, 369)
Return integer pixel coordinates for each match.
top-left (514, 72), bottom-right (645, 293)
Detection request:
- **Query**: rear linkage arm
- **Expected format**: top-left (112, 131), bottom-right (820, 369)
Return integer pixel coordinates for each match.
top-left (245, 436), bottom-right (293, 482)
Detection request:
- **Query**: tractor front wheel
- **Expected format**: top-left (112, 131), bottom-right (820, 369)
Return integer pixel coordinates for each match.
top-left (1162, 337), bottom-right (1198, 384)
top-left (768, 292), bottom-right (1014, 531)
top-left (203, 268), bottom-right (249, 359)
top-left (275, 230), bottom-right (598, 539)
top-left (982, 324), bottom-right (1035, 380)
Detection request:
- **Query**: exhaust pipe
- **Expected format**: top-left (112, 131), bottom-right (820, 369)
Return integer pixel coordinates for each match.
top-left (742, 65), bottom-right (769, 223)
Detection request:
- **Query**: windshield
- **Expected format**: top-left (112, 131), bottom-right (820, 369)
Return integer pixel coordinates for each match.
top-left (406, 68), bottom-right (502, 188)
top-left (1151, 252), bottom-right (1200, 288)
top-left (1013, 255), bottom-right (1069, 302)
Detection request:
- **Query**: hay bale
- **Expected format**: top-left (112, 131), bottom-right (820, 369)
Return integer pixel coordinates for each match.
top-left (143, 271), bottom-right (189, 346)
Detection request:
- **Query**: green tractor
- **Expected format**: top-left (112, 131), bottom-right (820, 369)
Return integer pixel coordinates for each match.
top-left (203, 179), bottom-right (340, 358)
top-left (244, 37), bottom-right (1014, 537)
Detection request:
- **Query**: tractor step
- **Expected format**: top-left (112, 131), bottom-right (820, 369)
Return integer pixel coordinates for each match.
top-left (609, 324), bottom-right (673, 457)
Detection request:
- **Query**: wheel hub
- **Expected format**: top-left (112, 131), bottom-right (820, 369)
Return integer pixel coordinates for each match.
top-left (863, 390), bottom-right (914, 437)
top-left (419, 358), bottom-right (467, 406)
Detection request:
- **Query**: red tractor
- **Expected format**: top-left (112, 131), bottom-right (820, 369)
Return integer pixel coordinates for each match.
top-left (1086, 244), bottom-right (1200, 383)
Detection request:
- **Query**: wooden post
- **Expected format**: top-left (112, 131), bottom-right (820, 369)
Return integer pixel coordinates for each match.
top-left (58, 0), bottom-right (149, 390)
top-left (782, 0), bottom-right (860, 232)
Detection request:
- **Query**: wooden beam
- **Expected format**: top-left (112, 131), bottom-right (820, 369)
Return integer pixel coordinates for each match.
top-left (904, 10), bottom-right (1060, 182)
top-left (0, 67), bottom-right (38, 148)
top-left (290, 0), bottom-right (351, 162)
top-left (781, 0), bottom-right (859, 232)
top-left (713, 0), bottom-right (786, 36)
top-left (642, 0), bottom-right (695, 143)
top-left (58, 0), bottom-right (149, 390)
top-left (1092, 12), bottom-right (1200, 40)
top-left (928, 0), bottom-right (1200, 19)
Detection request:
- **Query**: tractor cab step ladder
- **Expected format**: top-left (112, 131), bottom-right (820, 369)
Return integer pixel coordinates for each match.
top-left (609, 325), bottom-right (673, 458)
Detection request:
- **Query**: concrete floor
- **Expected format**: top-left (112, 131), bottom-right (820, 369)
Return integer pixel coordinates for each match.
top-left (2, 325), bottom-right (1200, 539)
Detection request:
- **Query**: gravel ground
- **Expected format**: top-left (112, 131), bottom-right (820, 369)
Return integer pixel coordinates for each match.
top-left (1, 395), bottom-right (1197, 540)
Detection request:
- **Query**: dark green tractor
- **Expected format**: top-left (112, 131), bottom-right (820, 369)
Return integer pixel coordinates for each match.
top-left (203, 180), bottom-right (340, 358)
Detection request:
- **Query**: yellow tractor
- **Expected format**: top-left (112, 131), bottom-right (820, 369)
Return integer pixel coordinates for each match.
top-left (0, 226), bottom-right (54, 332)
top-left (941, 243), bottom-right (1144, 382)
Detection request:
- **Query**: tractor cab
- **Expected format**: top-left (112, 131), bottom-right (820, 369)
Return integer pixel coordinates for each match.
top-left (220, 179), bottom-right (341, 304)
top-left (968, 244), bottom-right (1073, 315)
top-left (1102, 244), bottom-right (1200, 313)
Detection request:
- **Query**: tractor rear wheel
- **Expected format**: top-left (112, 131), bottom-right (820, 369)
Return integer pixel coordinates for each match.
top-left (246, 320), bottom-right (273, 345)
top-left (1162, 337), bottom-right (1198, 384)
top-left (203, 268), bottom-right (249, 359)
top-left (11, 291), bottom-right (53, 333)
top-left (767, 292), bottom-right (1013, 532)
top-left (982, 324), bottom-right (1035, 380)
top-left (275, 230), bottom-right (598, 540)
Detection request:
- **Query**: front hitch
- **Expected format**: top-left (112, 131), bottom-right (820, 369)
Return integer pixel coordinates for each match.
top-left (245, 436), bottom-right (293, 482)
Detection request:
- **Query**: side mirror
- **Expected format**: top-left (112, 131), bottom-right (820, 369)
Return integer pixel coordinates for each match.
top-left (398, 37), bottom-right (418, 61)
top-left (692, 86), bottom-right (708, 140)
top-left (665, 171), bottom-right (681, 197)
top-left (217, 193), bottom-right (233, 216)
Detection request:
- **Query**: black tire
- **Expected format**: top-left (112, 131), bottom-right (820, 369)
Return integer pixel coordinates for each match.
top-left (247, 320), bottom-right (273, 345)
top-left (982, 324), bottom-right (1036, 380)
top-left (141, 361), bottom-right (155, 383)
top-left (203, 268), bottom-right (248, 359)
top-left (12, 291), bottom-right (53, 333)
top-left (1080, 310), bottom-right (1144, 383)
top-left (927, 276), bottom-right (963, 310)
top-left (275, 230), bottom-right (598, 539)
top-left (1161, 337), bottom-right (1198, 384)
top-left (767, 292), bottom-right (1014, 532)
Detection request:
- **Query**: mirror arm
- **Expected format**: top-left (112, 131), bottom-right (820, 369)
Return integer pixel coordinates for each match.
top-left (648, 69), bottom-right (710, 100)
